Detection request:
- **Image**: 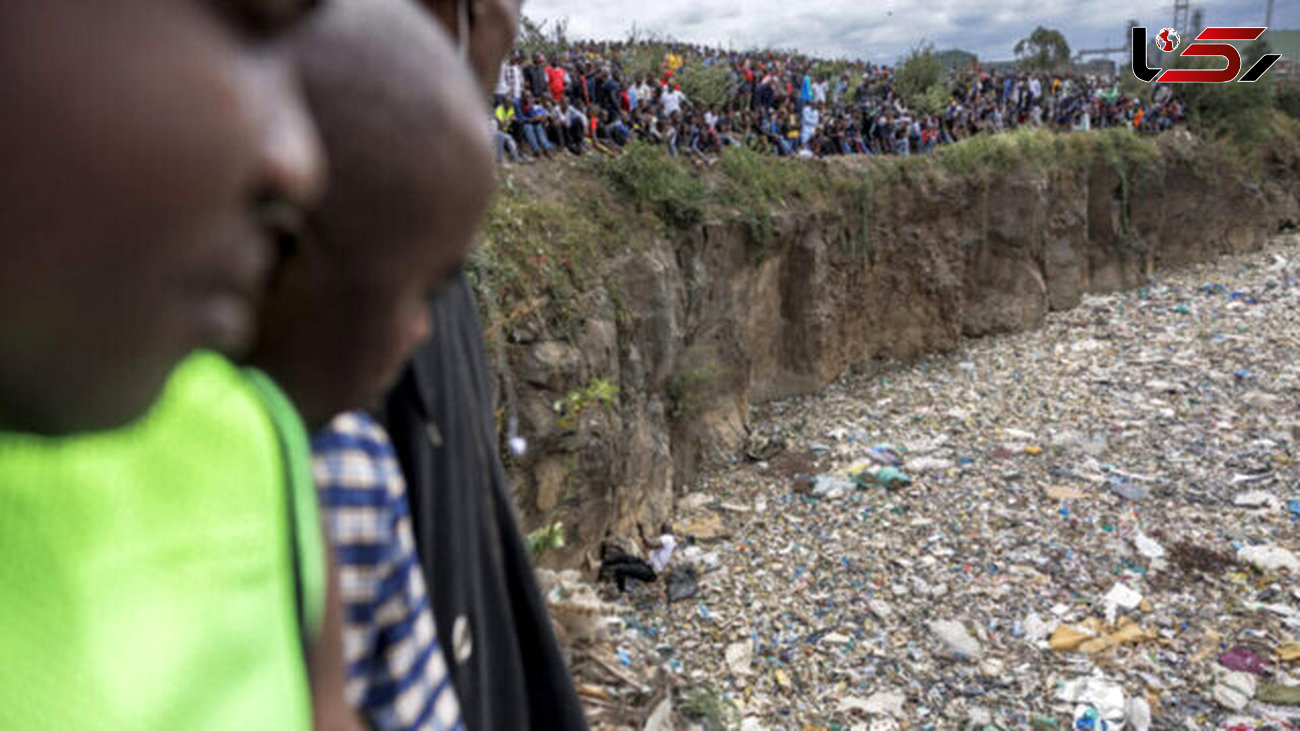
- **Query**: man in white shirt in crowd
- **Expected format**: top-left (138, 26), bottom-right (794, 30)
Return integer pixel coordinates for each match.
top-left (661, 84), bottom-right (686, 118)
top-left (558, 97), bottom-right (588, 154)
top-left (496, 49), bottom-right (524, 107)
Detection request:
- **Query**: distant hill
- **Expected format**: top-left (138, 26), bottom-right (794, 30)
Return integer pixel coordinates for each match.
top-left (935, 49), bottom-right (978, 70)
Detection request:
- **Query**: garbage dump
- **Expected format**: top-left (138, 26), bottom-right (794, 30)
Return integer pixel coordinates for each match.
top-left (549, 236), bottom-right (1300, 729)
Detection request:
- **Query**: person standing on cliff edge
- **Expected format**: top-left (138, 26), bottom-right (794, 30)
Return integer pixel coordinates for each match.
top-left (382, 0), bottom-right (589, 728)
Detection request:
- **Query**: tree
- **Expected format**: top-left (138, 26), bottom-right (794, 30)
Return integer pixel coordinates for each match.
top-left (1014, 26), bottom-right (1071, 72)
top-left (1171, 43), bottom-right (1278, 145)
top-left (896, 42), bottom-right (946, 114)
top-left (677, 62), bottom-right (736, 109)
top-left (517, 14), bottom-right (569, 59)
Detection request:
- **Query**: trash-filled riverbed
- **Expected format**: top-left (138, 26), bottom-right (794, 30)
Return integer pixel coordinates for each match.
top-left (553, 235), bottom-right (1300, 730)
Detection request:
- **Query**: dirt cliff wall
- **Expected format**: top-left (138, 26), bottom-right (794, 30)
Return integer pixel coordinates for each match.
top-left (476, 127), bottom-right (1300, 566)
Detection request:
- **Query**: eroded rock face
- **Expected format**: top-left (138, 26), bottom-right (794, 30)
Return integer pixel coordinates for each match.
top-left (501, 142), bottom-right (1297, 565)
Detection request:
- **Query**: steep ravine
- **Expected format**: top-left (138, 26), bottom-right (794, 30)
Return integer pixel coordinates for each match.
top-left (485, 131), bottom-right (1300, 566)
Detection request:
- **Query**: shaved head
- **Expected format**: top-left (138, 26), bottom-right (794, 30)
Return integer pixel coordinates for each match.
top-left (292, 0), bottom-right (489, 252)
top-left (252, 0), bottom-right (493, 429)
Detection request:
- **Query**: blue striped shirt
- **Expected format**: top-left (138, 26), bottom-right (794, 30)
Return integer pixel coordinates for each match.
top-left (312, 412), bottom-right (462, 731)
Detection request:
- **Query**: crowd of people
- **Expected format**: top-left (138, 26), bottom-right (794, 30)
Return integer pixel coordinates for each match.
top-left (491, 41), bottom-right (1187, 163)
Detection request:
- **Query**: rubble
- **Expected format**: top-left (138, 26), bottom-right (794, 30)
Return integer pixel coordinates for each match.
top-left (928, 619), bottom-right (983, 659)
top-left (1213, 671), bottom-right (1257, 711)
top-left (536, 569), bottom-right (677, 729)
top-left (1238, 544), bottom-right (1300, 573)
top-left (562, 236), bottom-right (1300, 728)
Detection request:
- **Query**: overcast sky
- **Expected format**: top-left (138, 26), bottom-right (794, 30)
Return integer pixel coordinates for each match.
top-left (518, 0), bottom-right (1299, 64)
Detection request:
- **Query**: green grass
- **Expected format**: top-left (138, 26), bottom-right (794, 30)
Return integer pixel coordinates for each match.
top-left (593, 142), bottom-right (706, 229)
top-left (553, 378), bottom-right (618, 431)
top-left (473, 166), bottom-right (645, 337)
top-left (715, 145), bottom-right (830, 255)
top-left (677, 684), bottom-right (740, 730)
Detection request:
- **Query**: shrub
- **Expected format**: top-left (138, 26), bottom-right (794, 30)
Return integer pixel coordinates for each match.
top-left (895, 43), bottom-right (945, 108)
top-left (524, 522), bottom-right (566, 562)
top-left (678, 684), bottom-right (740, 730)
top-left (597, 143), bottom-right (705, 228)
top-left (1274, 81), bottom-right (1300, 121)
top-left (677, 62), bottom-right (737, 110)
top-left (553, 379), bottom-right (618, 431)
top-left (1171, 45), bottom-right (1279, 147)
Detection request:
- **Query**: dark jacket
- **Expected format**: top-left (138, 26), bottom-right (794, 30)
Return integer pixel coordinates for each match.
top-left (382, 276), bottom-right (588, 731)
top-left (526, 64), bottom-right (548, 99)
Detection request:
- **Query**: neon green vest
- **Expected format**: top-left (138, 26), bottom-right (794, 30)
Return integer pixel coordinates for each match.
top-left (0, 351), bottom-right (324, 729)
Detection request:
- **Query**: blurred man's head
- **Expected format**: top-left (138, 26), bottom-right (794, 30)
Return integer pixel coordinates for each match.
top-left (417, 0), bottom-right (520, 93)
top-left (0, 0), bottom-right (323, 434)
top-left (251, 0), bottom-right (492, 428)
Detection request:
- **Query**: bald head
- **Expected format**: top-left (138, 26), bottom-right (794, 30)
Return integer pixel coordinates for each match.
top-left (292, 0), bottom-right (490, 252)
top-left (252, 0), bottom-right (494, 429)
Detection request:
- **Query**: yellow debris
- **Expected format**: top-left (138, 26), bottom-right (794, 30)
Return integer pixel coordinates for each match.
top-left (1045, 486), bottom-right (1087, 501)
top-left (1050, 624), bottom-right (1098, 652)
top-left (1051, 617), bottom-right (1155, 654)
top-left (1190, 630), bottom-right (1224, 665)
top-left (678, 513), bottom-right (727, 541)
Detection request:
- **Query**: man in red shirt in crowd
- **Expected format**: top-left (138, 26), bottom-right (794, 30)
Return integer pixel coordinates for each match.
top-left (546, 57), bottom-right (566, 102)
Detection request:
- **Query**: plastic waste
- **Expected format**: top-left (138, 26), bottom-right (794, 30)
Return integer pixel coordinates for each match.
top-left (865, 444), bottom-right (905, 466)
top-left (664, 566), bottom-right (700, 604)
top-left (1213, 671), bottom-right (1257, 711)
top-left (853, 465), bottom-right (912, 490)
top-left (928, 619), bottom-right (982, 658)
top-left (1238, 544), bottom-right (1300, 573)
top-left (1219, 646), bottom-right (1270, 675)
top-left (1108, 479), bottom-right (1151, 502)
top-left (586, 237), bottom-right (1300, 727)
top-left (1058, 677), bottom-right (1126, 729)
top-left (1256, 683), bottom-right (1300, 706)
top-left (1132, 533), bottom-right (1165, 560)
top-left (1125, 697), bottom-right (1151, 731)
top-left (1233, 491), bottom-right (1280, 509)
top-left (811, 473), bottom-right (853, 498)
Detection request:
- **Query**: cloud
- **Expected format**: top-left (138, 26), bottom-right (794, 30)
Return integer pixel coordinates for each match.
top-left (520, 0), bottom-right (1300, 64)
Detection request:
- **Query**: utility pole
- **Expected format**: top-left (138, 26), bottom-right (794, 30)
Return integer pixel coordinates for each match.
top-left (1266, 0), bottom-right (1274, 27)
top-left (1173, 0), bottom-right (1190, 33)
